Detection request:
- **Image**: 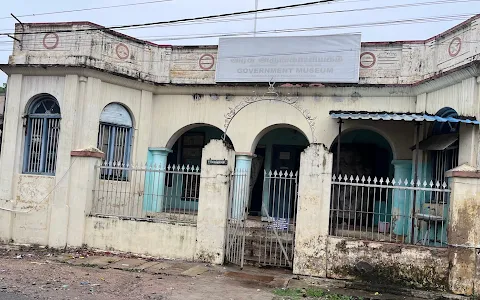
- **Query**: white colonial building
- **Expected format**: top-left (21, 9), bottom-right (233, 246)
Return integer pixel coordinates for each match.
top-left (1, 16), bottom-right (480, 295)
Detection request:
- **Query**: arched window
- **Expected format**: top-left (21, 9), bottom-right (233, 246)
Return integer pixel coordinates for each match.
top-left (97, 103), bottom-right (133, 178)
top-left (430, 107), bottom-right (459, 183)
top-left (432, 107), bottom-right (460, 135)
top-left (23, 95), bottom-right (61, 175)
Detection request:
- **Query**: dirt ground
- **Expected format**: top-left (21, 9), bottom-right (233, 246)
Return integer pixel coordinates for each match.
top-left (0, 245), bottom-right (461, 300)
top-left (0, 256), bottom-right (275, 300)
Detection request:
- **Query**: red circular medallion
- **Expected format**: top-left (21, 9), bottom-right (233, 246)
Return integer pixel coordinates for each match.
top-left (116, 43), bottom-right (129, 60)
top-left (43, 33), bottom-right (59, 49)
top-left (360, 52), bottom-right (376, 69)
top-left (448, 37), bottom-right (462, 57)
top-left (199, 54), bottom-right (215, 70)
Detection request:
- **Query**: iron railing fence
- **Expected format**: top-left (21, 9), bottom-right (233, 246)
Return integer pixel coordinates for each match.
top-left (226, 169), bottom-right (250, 267)
top-left (258, 170), bottom-right (298, 268)
top-left (330, 174), bottom-right (450, 248)
top-left (92, 163), bottom-right (201, 224)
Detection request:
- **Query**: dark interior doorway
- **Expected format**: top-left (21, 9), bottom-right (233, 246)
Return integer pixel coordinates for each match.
top-left (249, 127), bottom-right (309, 217)
top-left (330, 129), bottom-right (394, 229)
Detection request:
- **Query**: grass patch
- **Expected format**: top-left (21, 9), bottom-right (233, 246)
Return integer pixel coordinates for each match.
top-left (273, 288), bottom-right (363, 299)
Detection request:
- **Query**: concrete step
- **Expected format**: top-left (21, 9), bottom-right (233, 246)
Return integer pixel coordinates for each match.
top-left (244, 235), bottom-right (295, 244)
top-left (244, 244), bottom-right (293, 255)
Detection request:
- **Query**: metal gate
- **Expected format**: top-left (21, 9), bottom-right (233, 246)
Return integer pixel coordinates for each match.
top-left (225, 169), bottom-right (250, 268)
top-left (258, 170), bottom-right (298, 268)
top-left (225, 169), bottom-right (298, 268)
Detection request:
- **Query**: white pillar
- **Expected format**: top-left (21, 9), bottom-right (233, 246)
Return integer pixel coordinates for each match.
top-left (446, 165), bottom-right (480, 296)
top-left (0, 74), bottom-right (23, 241)
top-left (48, 75), bottom-right (79, 247)
top-left (458, 123), bottom-right (479, 168)
top-left (293, 144), bottom-right (333, 277)
top-left (132, 90), bottom-right (153, 164)
top-left (73, 76), bottom-right (87, 149)
top-left (66, 149), bottom-right (104, 246)
top-left (79, 77), bottom-right (102, 148)
top-left (232, 153), bottom-right (254, 219)
top-left (195, 140), bottom-right (235, 264)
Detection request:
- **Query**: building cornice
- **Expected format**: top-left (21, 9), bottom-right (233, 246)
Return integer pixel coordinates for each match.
top-left (1, 61), bottom-right (479, 97)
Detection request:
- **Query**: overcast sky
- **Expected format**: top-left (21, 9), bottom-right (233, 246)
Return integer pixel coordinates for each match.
top-left (0, 0), bottom-right (478, 83)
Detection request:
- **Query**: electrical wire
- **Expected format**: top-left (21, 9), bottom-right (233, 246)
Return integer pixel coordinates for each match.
top-left (127, 13), bottom-right (478, 42)
top-left (0, 0), bottom-right (376, 21)
top-left (103, 0), bottom-right (480, 32)
top-left (0, 0), bottom-right (360, 36)
top-left (0, 0), bottom-right (174, 20)
top-left (1, 0), bottom-right (476, 38)
top-left (0, 1), bottom-right (474, 48)
top-left (0, 12), bottom-right (475, 50)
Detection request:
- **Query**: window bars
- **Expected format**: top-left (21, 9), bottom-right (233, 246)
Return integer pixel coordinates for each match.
top-left (23, 97), bottom-right (61, 175)
top-left (97, 123), bottom-right (132, 179)
top-left (92, 163), bottom-right (201, 224)
top-left (259, 170), bottom-right (298, 268)
top-left (97, 103), bottom-right (133, 180)
top-left (330, 175), bottom-right (450, 248)
top-left (226, 169), bottom-right (250, 268)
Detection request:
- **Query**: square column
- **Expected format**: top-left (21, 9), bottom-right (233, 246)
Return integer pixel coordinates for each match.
top-left (458, 123), bottom-right (479, 168)
top-left (391, 160), bottom-right (413, 239)
top-left (0, 74), bottom-right (23, 241)
top-left (231, 153), bottom-right (254, 219)
top-left (195, 140), bottom-right (235, 264)
top-left (66, 148), bottom-right (104, 246)
top-left (446, 165), bottom-right (480, 295)
top-left (143, 148), bottom-right (172, 213)
top-left (48, 75), bottom-right (79, 248)
top-left (293, 144), bottom-right (333, 277)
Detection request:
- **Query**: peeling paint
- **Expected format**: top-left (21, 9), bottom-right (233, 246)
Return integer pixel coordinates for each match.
top-left (327, 238), bottom-right (449, 291)
top-left (6, 19), bottom-right (480, 86)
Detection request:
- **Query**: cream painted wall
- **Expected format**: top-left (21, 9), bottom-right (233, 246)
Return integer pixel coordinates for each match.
top-left (74, 80), bottom-right (152, 163)
top-left (151, 93), bottom-right (416, 157)
top-left (0, 71), bottom-right (476, 246)
top-left (85, 216), bottom-right (197, 260)
top-left (12, 175), bottom-right (55, 245)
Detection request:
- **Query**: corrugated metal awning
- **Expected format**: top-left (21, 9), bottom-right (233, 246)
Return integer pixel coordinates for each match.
top-left (410, 133), bottom-right (459, 151)
top-left (330, 111), bottom-right (480, 125)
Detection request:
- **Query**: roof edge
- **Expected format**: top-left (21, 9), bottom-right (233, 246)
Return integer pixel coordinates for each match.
top-left (14, 14), bottom-right (480, 47)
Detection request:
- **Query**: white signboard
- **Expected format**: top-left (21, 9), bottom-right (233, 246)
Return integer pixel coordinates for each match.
top-left (215, 34), bottom-right (361, 83)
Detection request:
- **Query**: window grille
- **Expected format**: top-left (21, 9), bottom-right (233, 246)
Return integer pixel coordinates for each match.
top-left (23, 96), bottom-right (61, 175)
top-left (97, 103), bottom-right (133, 179)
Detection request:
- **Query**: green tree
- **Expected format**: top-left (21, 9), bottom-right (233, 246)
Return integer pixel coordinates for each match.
top-left (0, 83), bottom-right (6, 93)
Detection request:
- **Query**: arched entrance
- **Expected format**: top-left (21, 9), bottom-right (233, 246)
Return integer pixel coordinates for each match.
top-left (330, 129), bottom-right (394, 178)
top-left (166, 124), bottom-right (233, 167)
top-left (227, 125), bottom-right (310, 269)
top-left (157, 124), bottom-right (233, 213)
top-left (250, 126), bottom-right (310, 218)
top-left (329, 129), bottom-right (394, 236)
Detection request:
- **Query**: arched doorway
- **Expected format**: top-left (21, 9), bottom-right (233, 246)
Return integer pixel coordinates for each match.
top-left (167, 124), bottom-right (233, 167)
top-left (161, 124), bottom-right (233, 213)
top-left (250, 126), bottom-right (309, 218)
top-left (330, 129), bottom-right (394, 235)
top-left (230, 125), bottom-right (309, 268)
top-left (330, 129), bottom-right (394, 178)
